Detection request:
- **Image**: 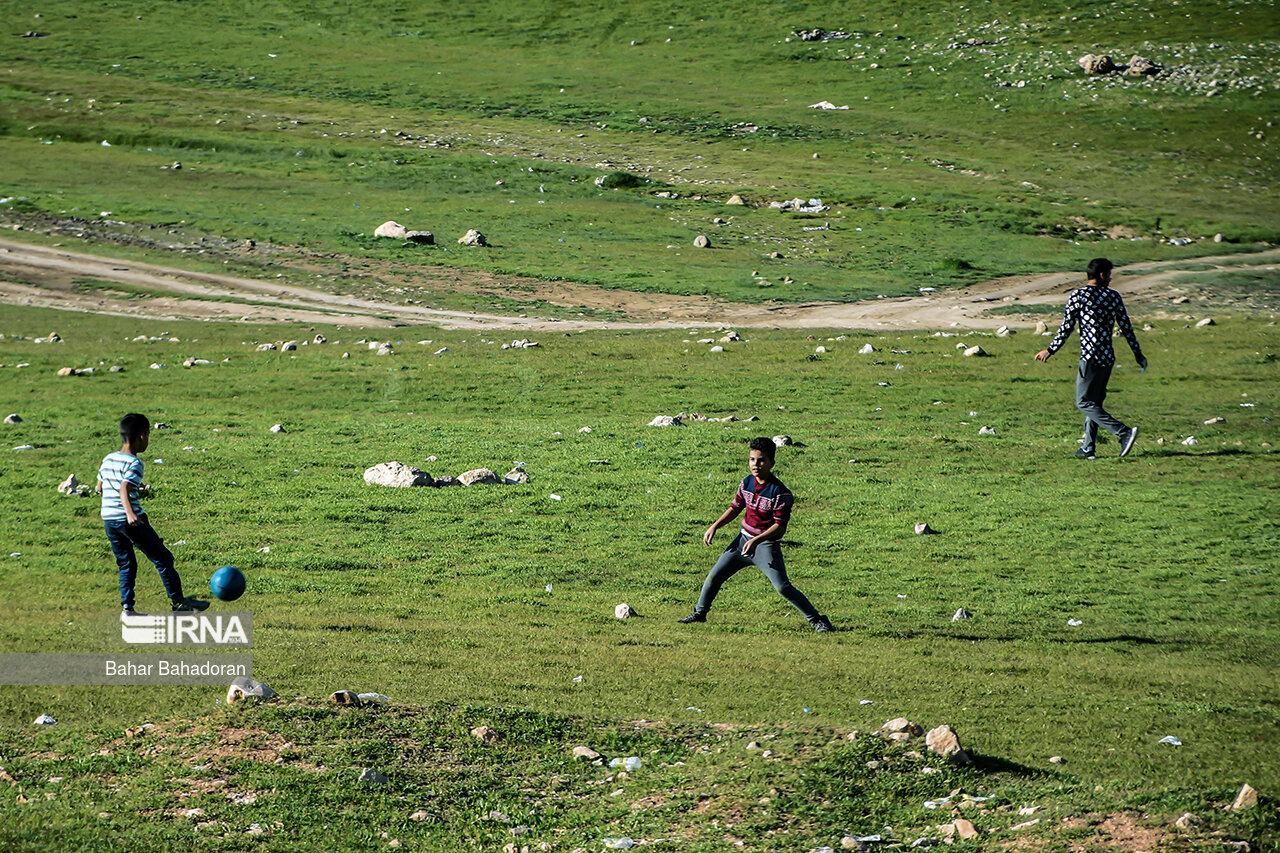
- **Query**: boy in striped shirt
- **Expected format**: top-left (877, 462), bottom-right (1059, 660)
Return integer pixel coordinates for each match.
top-left (679, 437), bottom-right (833, 632)
top-left (98, 413), bottom-right (208, 614)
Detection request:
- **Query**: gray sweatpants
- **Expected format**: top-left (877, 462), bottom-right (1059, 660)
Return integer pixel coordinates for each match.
top-left (1076, 359), bottom-right (1128, 452)
top-left (694, 532), bottom-right (821, 621)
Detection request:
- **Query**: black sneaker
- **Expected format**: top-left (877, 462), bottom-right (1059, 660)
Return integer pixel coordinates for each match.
top-left (1071, 448), bottom-right (1096, 460)
top-left (678, 612), bottom-right (706, 623)
top-left (1119, 426), bottom-right (1139, 458)
top-left (812, 615), bottom-right (834, 633)
top-left (172, 597), bottom-right (210, 612)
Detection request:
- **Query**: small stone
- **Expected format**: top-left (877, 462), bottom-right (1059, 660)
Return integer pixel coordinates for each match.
top-left (1175, 812), bottom-right (1199, 829)
top-left (648, 415), bottom-right (682, 427)
top-left (963, 345), bottom-right (987, 357)
top-left (257, 343), bottom-right (277, 351)
top-left (978, 426), bottom-right (996, 436)
top-left (358, 767), bottom-right (389, 784)
top-left (364, 462), bottom-right (433, 488)
top-left (726, 194), bottom-right (745, 205)
top-left (269, 424), bottom-right (284, 433)
top-left (504, 467), bottom-right (530, 485)
top-left (951, 608), bottom-right (973, 621)
top-left (406, 230), bottom-right (434, 244)
top-left (772, 435), bottom-right (793, 447)
top-left (815, 345), bottom-right (827, 353)
top-left (1196, 317), bottom-right (1215, 327)
top-left (281, 341), bottom-right (298, 351)
top-left (1181, 436), bottom-right (1199, 446)
top-left (1231, 783), bottom-right (1258, 811)
top-left (859, 343), bottom-right (875, 354)
top-left (925, 724), bottom-right (971, 765)
top-left (914, 522), bottom-right (937, 535)
top-left (614, 603), bottom-right (637, 619)
top-left (996, 325), bottom-right (1015, 337)
top-left (1049, 755), bottom-right (1065, 764)
top-left (1035, 320), bottom-right (1048, 334)
top-left (953, 818), bottom-right (979, 840)
top-left (459, 468), bottom-right (502, 486)
top-left (1018, 806), bottom-right (1042, 816)
top-left (1078, 53), bottom-right (1116, 74)
top-left (33, 714), bottom-right (57, 726)
top-left (375, 221), bottom-right (409, 239)
top-left (458, 229), bottom-right (488, 246)
top-left (3, 414), bottom-right (21, 424)
top-left (880, 717), bottom-right (924, 737)
top-left (1214, 233), bottom-right (1225, 243)
top-left (572, 746), bottom-right (601, 761)
top-left (710, 345), bottom-right (724, 352)
top-left (57, 367), bottom-right (78, 376)
top-left (693, 235), bottom-right (711, 248)
top-left (313, 334), bottom-right (327, 344)
top-left (471, 725), bottom-right (499, 744)
top-left (409, 810), bottom-right (433, 821)
top-left (330, 690), bottom-right (363, 707)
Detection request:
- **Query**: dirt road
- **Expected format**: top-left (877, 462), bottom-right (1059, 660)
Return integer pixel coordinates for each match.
top-left (1, 236), bottom-right (1275, 331)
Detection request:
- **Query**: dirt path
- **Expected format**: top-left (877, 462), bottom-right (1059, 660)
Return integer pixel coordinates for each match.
top-left (1, 236), bottom-right (1276, 331)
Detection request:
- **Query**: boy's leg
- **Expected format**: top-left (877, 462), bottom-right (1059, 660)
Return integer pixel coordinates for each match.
top-left (1076, 360), bottom-right (1126, 441)
top-left (693, 534), bottom-right (750, 615)
top-left (124, 517), bottom-right (185, 604)
top-left (749, 540), bottom-right (822, 622)
top-left (105, 520), bottom-right (139, 611)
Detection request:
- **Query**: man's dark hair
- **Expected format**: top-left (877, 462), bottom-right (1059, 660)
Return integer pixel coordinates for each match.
top-left (748, 436), bottom-right (776, 461)
top-left (119, 413), bottom-right (150, 443)
top-left (1086, 257), bottom-right (1114, 283)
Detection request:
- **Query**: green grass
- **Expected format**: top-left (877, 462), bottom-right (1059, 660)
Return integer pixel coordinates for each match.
top-left (0, 0), bottom-right (1277, 304)
top-left (0, 304), bottom-right (1277, 849)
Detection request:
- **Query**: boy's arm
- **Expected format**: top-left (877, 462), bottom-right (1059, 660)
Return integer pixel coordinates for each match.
top-left (1115, 296), bottom-right (1146, 367)
top-left (704, 505), bottom-right (742, 546)
top-left (1037, 292), bottom-right (1079, 361)
top-left (95, 479), bottom-right (103, 495)
top-left (118, 481), bottom-right (141, 525)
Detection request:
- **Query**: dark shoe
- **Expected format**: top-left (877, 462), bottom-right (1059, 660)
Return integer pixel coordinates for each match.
top-left (812, 615), bottom-right (834, 633)
top-left (1071, 448), bottom-right (1096, 460)
top-left (678, 612), bottom-right (706, 624)
top-left (1119, 426), bottom-right (1139, 458)
top-left (172, 597), bottom-right (210, 612)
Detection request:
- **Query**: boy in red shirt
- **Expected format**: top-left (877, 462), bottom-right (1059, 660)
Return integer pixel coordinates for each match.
top-left (679, 437), bottom-right (833, 632)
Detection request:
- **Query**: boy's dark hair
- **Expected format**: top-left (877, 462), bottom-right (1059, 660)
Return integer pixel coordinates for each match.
top-left (119, 413), bottom-right (150, 444)
top-left (1086, 257), bottom-right (1113, 283)
top-left (748, 436), bottom-right (776, 461)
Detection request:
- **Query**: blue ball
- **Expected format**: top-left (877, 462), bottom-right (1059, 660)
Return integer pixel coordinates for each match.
top-left (210, 565), bottom-right (246, 602)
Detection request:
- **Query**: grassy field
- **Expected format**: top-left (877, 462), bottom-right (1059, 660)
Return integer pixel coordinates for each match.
top-left (0, 304), bottom-right (1276, 849)
top-left (1, 0), bottom-right (1278, 306)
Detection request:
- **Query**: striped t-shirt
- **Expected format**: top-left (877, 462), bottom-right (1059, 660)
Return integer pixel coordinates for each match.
top-left (730, 475), bottom-right (794, 538)
top-left (99, 451), bottom-right (144, 520)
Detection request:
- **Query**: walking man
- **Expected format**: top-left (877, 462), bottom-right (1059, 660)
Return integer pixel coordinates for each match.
top-left (1035, 258), bottom-right (1147, 458)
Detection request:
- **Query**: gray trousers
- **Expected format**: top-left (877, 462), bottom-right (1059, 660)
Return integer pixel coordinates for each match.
top-left (1076, 359), bottom-right (1128, 452)
top-left (694, 532), bottom-right (821, 621)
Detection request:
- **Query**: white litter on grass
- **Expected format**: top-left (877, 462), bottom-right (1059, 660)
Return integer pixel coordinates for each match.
top-left (1241, 402), bottom-right (1255, 407)
top-left (572, 675), bottom-right (583, 683)
top-left (153, 459), bottom-right (163, 464)
top-left (172, 540), bottom-right (187, 546)
top-left (11, 552), bottom-right (22, 557)
top-left (357, 692), bottom-right (390, 705)
top-left (809, 100), bottom-right (849, 110)
top-left (602, 839), bottom-right (635, 850)
top-left (1158, 735), bottom-right (1182, 746)
top-left (1067, 618), bottom-right (1083, 626)
top-left (978, 426), bottom-right (997, 436)
top-left (608, 756), bottom-right (642, 771)
top-left (257, 546), bottom-right (270, 553)
top-left (14, 445), bottom-right (34, 451)
top-left (1182, 436), bottom-right (1199, 446)
top-left (686, 706), bottom-right (703, 712)
top-left (34, 714), bottom-right (57, 726)
top-left (149, 363), bottom-right (166, 369)
top-left (951, 608), bottom-right (973, 621)
top-left (545, 583), bottom-right (553, 592)
top-left (860, 699), bottom-right (874, 705)
top-left (549, 494), bottom-right (562, 501)
top-left (433, 347), bottom-right (448, 355)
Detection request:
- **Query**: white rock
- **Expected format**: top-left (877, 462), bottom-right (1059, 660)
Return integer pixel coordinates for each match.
top-left (434, 347), bottom-right (449, 355)
top-left (1181, 436), bottom-right (1199, 446)
top-left (647, 415), bottom-right (682, 427)
top-left (33, 714), bottom-right (57, 726)
top-left (1196, 317), bottom-right (1215, 327)
top-left (978, 426), bottom-right (997, 436)
top-left (914, 522), bottom-right (936, 535)
top-left (269, 424), bottom-right (284, 433)
top-left (256, 343), bottom-right (277, 351)
top-left (815, 345), bottom-right (826, 353)
top-left (3, 414), bottom-right (22, 424)
top-left (504, 467), bottom-right (530, 485)
top-left (963, 346), bottom-right (987, 357)
top-left (614, 603), bottom-right (637, 619)
top-left (458, 229), bottom-right (488, 246)
top-left (710, 345), bottom-right (724, 352)
top-left (281, 341), bottom-right (298, 351)
top-left (1203, 417), bottom-right (1225, 425)
top-left (578, 426), bottom-right (592, 433)
top-left (1232, 784), bottom-right (1258, 811)
top-left (859, 343), bottom-right (875, 354)
top-left (226, 676), bottom-right (277, 705)
top-left (363, 462), bottom-right (433, 488)
top-left (374, 221), bottom-right (409, 239)
top-left (951, 608), bottom-right (973, 621)
top-left (772, 435), bottom-right (793, 447)
top-left (458, 468), bottom-right (502, 486)
top-left (358, 767), bottom-right (389, 784)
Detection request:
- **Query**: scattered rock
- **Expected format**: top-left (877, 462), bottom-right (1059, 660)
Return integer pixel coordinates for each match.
top-left (1049, 755), bottom-right (1065, 764)
top-left (1035, 320), bottom-right (1048, 334)
top-left (405, 230), bottom-right (434, 245)
top-left (226, 677), bottom-right (277, 705)
top-left (726, 194), bottom-right (746, 205)
top-left (952, 819), bottom-right (979, 840)
top-left (471, 725), bottom-right (499, 744)
top-left (978, 426), bottom-right (997, 436)
top-left (719, 330), bottom-right (742, 342)
top-left (358, 767), bottom-right (389, 784)
top-left (56, 367), bottom-right (78, 377)
top-left (374, 221), bottom-right (409, 239)
top-left (1078, 53), bottom-right (1116, 74)
top-left (1126, 55), bottom-right (1161, 76)
top-left (996, 325), bottom-right (1015, 337)
top-left (504, 467), bottom-right (530, 485)
top-left (880, 718), bottom-right (924, 737)
top-left (963, 346), bottom-right (987, 357)
top-left (772, 435), bottom-right (793, 447)
top-left (330, 690), bottom-right (363, 707)
top-left (1214, 233), bottom-right (1226, 243)
top-left (3, 414), bottom-right (21, 424)
top-left (859, 343), bottom-right (875, 354)
top-left (256, 343), bottom-right (277, 352)
top-left (1181, 436), bottom-right (1199, 446)
top-left (614, 603), bottom-right (637, 619)
top-left (572, 746), bottom-right (601, 761)
top-left (313, 334), bottom-right (327, 344)
top-left (1204, 417), bottom-right (1226, 425)
top-left (1196, 317), bottom-right (1216, 327)
top-left (925, 724), bottom-right (972, 765)
top-left (458, 468), bottom-right (502, 486)
top-left (364, 462), bottom-right (433, 488)
top-left (693, 235), bottom-right (711, 248)
top-left (647, 415), bottom-right (682, 427)
top-left (1175, 812), bottom-right (1200, 829)
top-left (57, 474), bottom-right (87, 497)
top-left (458, 229), bottom-right (488, 247)
top-left (281, 341), bottom-right (298, 351)
top-left (951, 608), bottom-right (973, 621)
top-left (1231, 783), bottom-right (1258, 811)
top-left (33, 714), bottom-right (57, 726)
top-left (815, 345), bottom-right (826, 353)
top-left (269, 424), bottom-right (284, 433)
top-left (914, 522), bottom-right (937, 535)
top-left (710, 345), bottom-right (725, 353)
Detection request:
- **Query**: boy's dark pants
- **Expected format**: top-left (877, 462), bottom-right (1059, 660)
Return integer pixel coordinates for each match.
top-left (694, 532), bottom-right (821, 621)
top-left (105, 516), bottom-right (183, 609)
top-left (1076, 359), bottom-right (1128, 453)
